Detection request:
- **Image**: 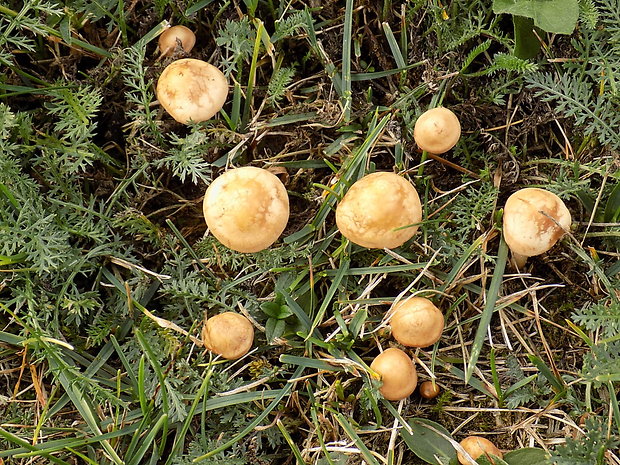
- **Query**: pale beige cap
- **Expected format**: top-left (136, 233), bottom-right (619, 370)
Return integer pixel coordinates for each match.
top-left (390, 297), bottom-right (444, 348)
top-left (335, 172), bottom-right (422, 249)
top-left (414, 107), bottom-right (461, 154)
top-left (503, 187), bottom-right (571, 261)
top-left (157, 58), bottom-right (228, 124)
top-left (203, 167), bottom-right (289, 253)
top-left (370, 347), bottom-right (418, 401)
top-left (202, 312), bottom-right (254, 360)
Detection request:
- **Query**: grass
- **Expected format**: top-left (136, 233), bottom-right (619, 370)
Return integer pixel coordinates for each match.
top-left (1, 0), bottom-right (620, 464)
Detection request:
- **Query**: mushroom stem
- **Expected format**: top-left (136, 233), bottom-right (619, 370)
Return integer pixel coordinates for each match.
top-left (510, 251), bottom-right (528, 269)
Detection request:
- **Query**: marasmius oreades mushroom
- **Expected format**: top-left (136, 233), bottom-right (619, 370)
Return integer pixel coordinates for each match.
top-left (157, 58), bottom-right (228, 124)
top-left (158, 25), bottom-right (196, 56)
top-left (502, 187), bottom-right (572, 268)
top-left (457, 436), bottom-right (503, 465)
top-left (389, 296), bottom-right (445, 348)
top-left (203, 166), bottom-right (289, 253)
top-left (202, 312), bottom-right (254, 360)
top-left (335, 172), bottom-right (422, 249)
top-left (370, 347), bottom-right (418, 401)
top-left (413, 107), bottom-right (461, 154)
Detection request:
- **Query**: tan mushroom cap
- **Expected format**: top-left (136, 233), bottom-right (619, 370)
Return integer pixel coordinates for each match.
top-left (390, 297), bottom-right (444, 348)
top-left (413, 107), bottom-right (461, 154)
top-left (503, 187), bottom-right (571, 266)
top-left (370, 347), bottom-right (418, 401)
top-left (203, 167), bottom-right (289, 253)
top-left (335, 172), bottom-right (422, 249)
top-left (419, 380), bottom-right (441, 400)
top-left (158, 25), bottom-right (196, 56)
top-left (202, 312), bottom-right (254, 360)
top-left (457, 436), bottom-right (503, 465)
top-left (157, 58), bottom-right (228, 124)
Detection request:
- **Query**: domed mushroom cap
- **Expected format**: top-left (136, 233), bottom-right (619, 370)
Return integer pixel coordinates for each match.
top-left (413, 107), bottom-right (461, 154)
top-left (370, 347), bottom-right (418, 401)
top-left (335, 172), bottom-right (422, 249)
top-left (158, 25), bottom-right (196, 56)
top-left (457, 436), bottom-right (503, 465)
top-left (203, 167), bottom-right (289, 253)
top-left (157, 58), bottom-right (228, 124)
top-left (419, 380), bottom-right (441, 400)
top-left (202, 312), bottom-right (254, 360)
top-left (390, 296), bottom-right (444, 348)
top-left (503, 187), bottom-right (571, 260)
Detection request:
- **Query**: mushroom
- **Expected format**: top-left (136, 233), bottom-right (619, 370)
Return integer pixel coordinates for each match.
top-left (457, 436), bottom-right (503, 465)
top-left (158, 25), bottom-right (196, 56)
top-left (419, 380), bottom-right (441, 400)
top-left (335, 172), bottom-right (422, 249)
top-left (502, 187), bottom-right (572, 268)
top-left (413, 107), bottom-right (461, 154)
top-left (203, 166), bottom-right (289, 253)
top-left (370, 347), bottom-right (418, 401)
top-left (156, 58), bottom-right (228, 124)
top-left (389, 296), bottom-right (444, 348)
top-left (202, 312), bottom-right (254, 360)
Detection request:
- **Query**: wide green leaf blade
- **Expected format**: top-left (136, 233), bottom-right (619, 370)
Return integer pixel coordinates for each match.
top-left (400, 418), bottom-right (457, 465)
top-left (493, 0), bottom-right (579, 34)
top-left (503, 448), bottom-right (550, 464)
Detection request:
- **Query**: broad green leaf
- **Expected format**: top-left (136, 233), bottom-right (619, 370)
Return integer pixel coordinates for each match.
top-left (493, 0), bottom-right (579, 34)
top-left (400, 418), bottom-right (457, 465)
top-left (513, 16), bottom-right (540, 59)
top-left (477, 455), bottom-right (509, 465)
top-left (503, 448), bottom-right (550, 464)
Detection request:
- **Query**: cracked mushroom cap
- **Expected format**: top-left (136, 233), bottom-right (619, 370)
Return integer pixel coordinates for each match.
top-left (203, 167), bottom-right (289, 253)
top-left (370, 347), bottom-right (418, 401)
top-left (457, 436), bottom-right (503, 465)
top-left (202, 312), bottom-right (254, 360)
top-left (156, 58), bottom-right (228, 124)
top-left (158, 25), bottom-right (196, 56)
top-left (335, 172), bottom-right (422, 249)
top-left (413, 107), bottom-right (461, 154)
top-left (390, 297), bottom-right (444, 348)
top-left (503, 187), bottom-right (571, 263)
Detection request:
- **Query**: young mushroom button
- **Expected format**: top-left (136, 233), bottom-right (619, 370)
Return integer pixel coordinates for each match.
top-left (202, 312), bottom-right (254, 360)
top-left (335, 172), bottom-right (422, 249)
top-left (156, 58), bottom-right (228, 124)
top-left (502, 187), bottom-right (571, 268)
top-left (203, 167), bottom-right (290, 253)
top-left (413, 107), bottom-right (461, 154)
top-left (158, 25), bottom-right (196, 56)
top-left (370, 347), bottom-right (418, 401)
top-left (390, 297), bottom-right (444, 348)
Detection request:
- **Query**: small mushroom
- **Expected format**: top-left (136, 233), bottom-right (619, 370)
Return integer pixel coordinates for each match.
top-left (370, 347), bottom-right (418, 401)
top-left (203, 166), bottom-right (289, 253)
top-left (156, 58), bottom-right (228, 124)
top-left (202, 312), bottom-right (254, 360)
top-left (419, 380), bottom-right (441, 400)
top-left (390, 297), bottom-right (444, 348)
top-left (457, 436), bottom-right (503, 465)
top-left (413, 107), bottom-right (461, 154)
top-left (503, 187), bottom-right (572, 268)
top-left (335, 172), bottom-right (422, 249)
top-left (158, 25), bottom-right (196, 56)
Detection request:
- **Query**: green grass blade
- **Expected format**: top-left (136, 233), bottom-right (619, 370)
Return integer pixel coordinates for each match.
top-left (464, 236), bottom-right (509, 383)
top-left (341, 0), bottom-right (354, 122)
